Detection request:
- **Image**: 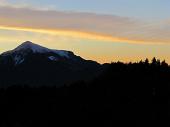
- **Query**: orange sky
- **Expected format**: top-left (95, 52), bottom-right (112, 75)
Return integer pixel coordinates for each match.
top-left (0, 5), bottom-right (170, 63)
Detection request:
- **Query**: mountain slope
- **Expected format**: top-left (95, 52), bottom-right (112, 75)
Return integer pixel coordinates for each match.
top-left (0, 41), bottom-right (102, 87)
top-left (1, 41), bottom-right (77, 65)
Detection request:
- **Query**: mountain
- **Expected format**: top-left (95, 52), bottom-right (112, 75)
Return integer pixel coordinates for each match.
top-left (0, 41), bottom-right (102, 88)
top-left (1, 41), bottom-right (69, 65)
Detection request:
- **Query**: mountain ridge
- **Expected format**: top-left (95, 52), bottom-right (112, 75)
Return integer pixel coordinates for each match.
top-left (0, 41), bottom-right (102, 88)
top-left (1, 41), bottom-right (77, 65)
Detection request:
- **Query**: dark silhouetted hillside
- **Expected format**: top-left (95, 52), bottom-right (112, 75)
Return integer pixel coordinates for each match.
top-left (0, 58), bottom-right (169, 127)
top-left (0, 41), bottom-right (102, 88)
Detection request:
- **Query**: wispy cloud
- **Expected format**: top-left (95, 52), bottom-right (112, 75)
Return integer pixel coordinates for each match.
top-left (0, 0), bottom-right (54, 10)
top-left (0, 6), bottom-right (170, 44)
top-left (0, 0), bottom-right (24, 7)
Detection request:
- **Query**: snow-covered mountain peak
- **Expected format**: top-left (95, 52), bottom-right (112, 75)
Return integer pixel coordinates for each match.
top-left (0, 41), bottom-right (75, 65)
top-left (3, 41), bottom-right (70, 58)
top-left (14, 41), bottom-right (52, 53)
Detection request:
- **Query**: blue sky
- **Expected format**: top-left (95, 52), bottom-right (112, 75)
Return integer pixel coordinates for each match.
top-left (5, 0), bottom-right (170, 20)
top-left (0, 0), bottom-right (170, 63)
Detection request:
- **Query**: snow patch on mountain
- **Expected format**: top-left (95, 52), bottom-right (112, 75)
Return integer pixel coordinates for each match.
top-left (14, 55), bottom-right (25, 65)
top-left (13, 41), bottom-right (70, 58)
top-left (48, 56), bottom-right (59, 61)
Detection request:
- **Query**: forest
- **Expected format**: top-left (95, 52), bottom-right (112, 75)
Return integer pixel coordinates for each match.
top-left (0, 57), bottom-right (169, 127)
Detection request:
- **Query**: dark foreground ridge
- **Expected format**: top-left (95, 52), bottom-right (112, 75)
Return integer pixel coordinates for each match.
top-left (0, 57), bottom-right (169, 127)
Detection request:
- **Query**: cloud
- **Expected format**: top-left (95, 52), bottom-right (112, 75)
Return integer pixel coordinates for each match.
top-left (0, 0), bottom-right (52, 10)
top-left (0, 0), bottom-right (19, 7)
top-left (0, 6), bottom-right (170, 44)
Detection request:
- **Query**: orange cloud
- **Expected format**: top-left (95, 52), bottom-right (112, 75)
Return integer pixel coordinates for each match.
top-left (0, 6), bottom-right (170, 44)
top-left (0, 25), bottom-right (151, 44)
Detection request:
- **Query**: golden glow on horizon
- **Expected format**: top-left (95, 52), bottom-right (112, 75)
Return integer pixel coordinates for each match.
top-left (0, 5), bottom-right (169, 65)
top-left (0, 25), bottom-right (170, 64)
top-left (0, 25), bottom-right (167, 45)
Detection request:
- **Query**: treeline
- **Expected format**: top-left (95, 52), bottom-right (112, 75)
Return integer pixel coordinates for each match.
top-left (0, 58), bottom-right (169, 127)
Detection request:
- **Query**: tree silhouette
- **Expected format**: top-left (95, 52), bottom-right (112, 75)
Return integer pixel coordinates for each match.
top-left (144, 58), bottom-right (149, 65)
top-left (152, 57), bottom-right (157, 65)
top-left (0, 58), bottom-right (169, 127)
top-left (161, 60), bottom-right (168, 67)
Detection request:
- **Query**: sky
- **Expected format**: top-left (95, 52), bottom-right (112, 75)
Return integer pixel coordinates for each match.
top-left (0, 0), bottom-right (170, 63)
